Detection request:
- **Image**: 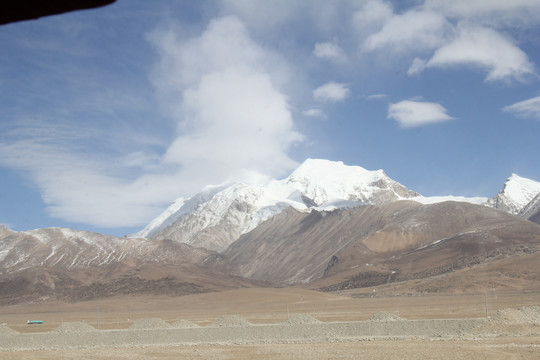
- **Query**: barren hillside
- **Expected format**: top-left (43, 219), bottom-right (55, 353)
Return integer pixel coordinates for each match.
top-left (224, 201), bottom-right (540, 292)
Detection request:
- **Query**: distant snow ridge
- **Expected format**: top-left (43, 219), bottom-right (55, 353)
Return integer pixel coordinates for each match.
top-left (412, 195), bottom-right (488, 206)
top-left (135, 183), bottom-right (230, 239)
top-left (141, 180), bottom-right (310, 252)
top-left (486, 174), bottom-right (540, 215)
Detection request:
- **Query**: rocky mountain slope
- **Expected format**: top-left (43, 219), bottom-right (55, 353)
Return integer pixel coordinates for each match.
top-left (518, 193), bottom-right (540, 224)
top-left (0, 226), bottom-right (259, 303)
top-left (223, 201), bottom-right (540, 289)
top-left (0, 226), bottom-right (207, 272)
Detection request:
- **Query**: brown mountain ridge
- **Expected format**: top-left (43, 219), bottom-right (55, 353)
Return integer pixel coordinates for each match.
top-left (223, 201), bottom-right (540, 292)
top-left (1, 200), bottom-right (540, 303)
top-left (0, 227), bottom-right (262, 304)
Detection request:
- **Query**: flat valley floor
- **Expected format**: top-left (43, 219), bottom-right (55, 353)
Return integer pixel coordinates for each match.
top-left (1, 288), bottom-right (539, 359)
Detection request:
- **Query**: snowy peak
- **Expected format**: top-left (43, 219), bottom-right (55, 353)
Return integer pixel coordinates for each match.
top-left (288, 159), bottom-right (370, 178)
top-left (504, 174), bottom-right (540, 206)
top-left (286, 159), bottom-right (418, 206)
top-left (486, 174), bottom-right (540, 215)
top-left (140, 159), bottom-right (420, 251)
top-left (287, 159), bottom-right (382, 188)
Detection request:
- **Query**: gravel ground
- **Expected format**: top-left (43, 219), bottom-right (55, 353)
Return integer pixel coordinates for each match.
top-left (286, 314), bottom-right (321, 325)
top-left (128, 318), bottom-right (171, 330)
top-left (52, 321), bottom-right (98, 333)
top-left (0, 325), bottom-right (17, 336)
top-left (171, 319), bottom-right (199, 328)
top-left (0, 316), bottom-right (485, 351)
top-left (210, 315), bottom-right (252, 327)
top-left (2, 340), bottom-right (540, 360)
top-left (368, 312), bottom-right (404, 322)
top-left (0, 307), bottom-right (538, 352)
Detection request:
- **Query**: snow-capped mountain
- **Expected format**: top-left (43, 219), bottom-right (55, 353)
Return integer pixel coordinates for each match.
top-left (3, 159), bottom-right (540, 302)
top-left (136, 159), bottom-right (540, 253)
top-left (136, 184), bottom-right (229, 239)
top-left (486, 174), bottom-right (540, 215)
top-left (284, 159), bottom-right (419, 207)
top-left (139, 159), bottom-right (420, 251)
top-left (139, 180), bottom-right (311, 252)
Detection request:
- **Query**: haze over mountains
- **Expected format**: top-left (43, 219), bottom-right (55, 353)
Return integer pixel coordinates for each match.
top-left (1, 159), bottom-right (540, 303)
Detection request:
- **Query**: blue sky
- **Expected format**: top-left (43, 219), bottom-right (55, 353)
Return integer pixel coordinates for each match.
top-left (1, 0), bottom-right (540, 236)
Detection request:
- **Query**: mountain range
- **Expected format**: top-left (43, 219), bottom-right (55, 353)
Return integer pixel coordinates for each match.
top-left (135, 159), bottom-right (423, 252)
top-left (138, 159), bottom-right (539, 251)
top-left (1, 159), bottom-right (540, 303)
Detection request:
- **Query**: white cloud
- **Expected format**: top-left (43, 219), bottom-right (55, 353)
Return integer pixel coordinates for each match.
top-left (387, 100), bottom-right (454, 128)
top-left (503, 96), bottom-right (540, 119)
top-left (219, 0), bottom-right (300, 29)
top-left (151, 16), bottom-right (302, 173)
top-left (313, 41), bottom-right (348, 63)
top-left (408, 58), bottom-right (427, 76)
top-left (425, 0), bottom-right (540, 19)
top-left (358, 1), bottom-right (538, 81)
top-left (364, 10), bottom-right (451, 51)
top-left (162, 67), bottom-right (303, 175)
top-left (0, 136), bottom-right (161, 227)
top-left (366, 94), bottom-right (387, 100)
top-left (147, 16), bottom-right (289, 95)
top-left (353, 0), bottom-right (393, 30)
top-left (313, 82), bottom-right (351, 103)
top-left (219, 0), bottom-right (358, 36)
top-left (424, 24), bottom-right (535, 82)
top-left (303, 108), bottom-right (326, 118)
top-left (0, 16), bottom-right (303, 229)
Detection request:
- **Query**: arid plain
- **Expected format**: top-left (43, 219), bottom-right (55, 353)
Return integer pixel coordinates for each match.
top-left (1, 287), bottom-right (539, 359)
